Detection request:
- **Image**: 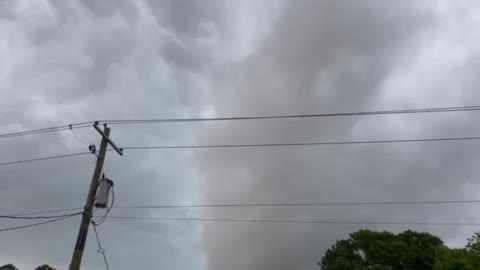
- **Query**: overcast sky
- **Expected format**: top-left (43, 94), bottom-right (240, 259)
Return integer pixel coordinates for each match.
top-left (1, 0), bottom-right (480, 269)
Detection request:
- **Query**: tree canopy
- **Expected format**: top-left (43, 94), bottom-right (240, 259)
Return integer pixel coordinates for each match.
top-left (320, 229), bottom-right (480, 270)
top-left (33, 265), bottom-right (55, 270)
top-left (0, 265), bottom-right (55, 270)
top-left (0, 264), bottom-right (18, 270)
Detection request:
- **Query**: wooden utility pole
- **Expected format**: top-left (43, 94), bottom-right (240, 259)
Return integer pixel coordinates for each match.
top-left (69, 123), bottom-right (122, 270)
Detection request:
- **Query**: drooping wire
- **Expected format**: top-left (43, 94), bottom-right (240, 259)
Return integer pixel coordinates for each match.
top-left (0, 213), bottom-right (81, 232)
top-left (92, 223), bottom-right (110, 270)
top-left (69, 124), bottom-right (91, 146)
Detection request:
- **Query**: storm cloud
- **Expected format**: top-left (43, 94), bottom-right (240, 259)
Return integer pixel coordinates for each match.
top-left (1, 1), bottom-right (480, 270)
top-left (199, 1), bottom-right (480, 270)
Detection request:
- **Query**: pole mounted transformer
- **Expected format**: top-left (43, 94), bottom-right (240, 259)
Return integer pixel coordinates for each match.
top-left (95, 177), bottom-right (113, 209)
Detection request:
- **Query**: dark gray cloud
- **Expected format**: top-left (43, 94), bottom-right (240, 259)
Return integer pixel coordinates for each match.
top-left (1, 0), bottom-right (480, 270)
top-left (0, 0), bottom-right (217, 269)
top-left (199, 1), bottom-right (480, 270)
top-left (80, 0), bottom-right (139, 20)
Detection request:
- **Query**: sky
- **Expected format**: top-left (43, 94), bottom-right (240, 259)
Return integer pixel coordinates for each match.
top-left (1, 0), bottom-right (480, 269)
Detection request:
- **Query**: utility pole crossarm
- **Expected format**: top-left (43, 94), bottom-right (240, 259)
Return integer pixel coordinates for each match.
top-left (93, 122), bottom-right (123, 156)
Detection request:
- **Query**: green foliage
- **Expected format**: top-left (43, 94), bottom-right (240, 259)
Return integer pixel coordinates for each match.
top-left (0, 265), bottom-right (56, 270)
top-left (396, 230), bottom-right (444, 270)
top-left (0, 264), bottom-right (18, 270)
top-left (433, 247), bottom-right (477, 270)
top-left (321, 230), bottom-right (480, 270)
top-left (433, 232), bottom-right (480, 270)
top-left (321, 229), bottom-right (444, 270)
top-left (466, 232), bottom-right (480, 255)
top-left (33, 265), bottom-right (55, 270)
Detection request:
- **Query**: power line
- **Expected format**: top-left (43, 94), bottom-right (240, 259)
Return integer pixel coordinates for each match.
top-left (4, 135), bottom-right (479, 168)
top-left (1, 105), bottom-right (479, 141)
top-left (92, 223), bottom-right (110, 270)
top-left (70, 128), bottom-right (91, 146)
top-left (0, 122), bottom-right (93, 140)
top-left (0, 152), bottom-right (92, 167)
top-left (1, 136), bottom-right (476, 168)
top-left (105, 216), bottom-right (480, 226)
top-left (122, 135), bottom-right (480, 151)
top-left (9, 198), bottom-right (479, 219)
top-left (8, 208), bottom-right (84, 217)
top-left (100, 105), bottom-right (480, 125)
top-left (6, 198), bottom-right (479, 219)
top-left (113, 199), bottom-right (480, 209)
top-left (1, 105), bottom-right (479, 140)
top-left (0, 214), bottom-right (80, 232)
top-left (0, 212), bottom-right (82, 220)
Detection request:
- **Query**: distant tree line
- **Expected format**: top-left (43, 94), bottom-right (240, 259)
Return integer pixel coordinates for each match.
top-left (0, 264), bottom-right (55, 270)
top-left (320, 229), bottom-right (480, 270)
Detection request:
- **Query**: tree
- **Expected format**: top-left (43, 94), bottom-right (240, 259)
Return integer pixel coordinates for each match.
top-left (34, 265), bottom-right (55, 270)
top-left (0, 264), bottom-right (18, 270)
top-left (0, 264), bottom-right (56, 270)
top-left (433, 247), bottom-right (477, 270)
top-left (396, 230), bottom-right (443, 269)
top-left (433, 232), bottom-right (480, 270)
top-left (320, 229), bottom-right (444, 270)
top-left (466, 231), bottom-right (480, 255)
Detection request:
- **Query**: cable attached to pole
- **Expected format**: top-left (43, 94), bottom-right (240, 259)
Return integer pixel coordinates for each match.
top-left (0, 152), bottom-right (93, 167)
top-left (0, 122), bottom-right (93, 140)
top-left (0, 212), bottom-right (83, 220)
top-left (104, 216), bottom-right (480, 227)
top-left (99, 105), bottom-right (480, 125)
top-left (92, 223), bottom-right (110, 270)
top-left (91, 173), bottom-right (114, 270)
top-left (92, 184), bottom-right (114, 226)
top-left (0, 213), bottom-right (81, 232)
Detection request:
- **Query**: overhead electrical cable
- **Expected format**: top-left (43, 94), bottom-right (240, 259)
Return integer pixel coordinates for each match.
top-left (1, 105), bottom-right (480, 140)
top-left (0, 152), bottom-right (92, 167)
top-left (100, 105), bottom-right (480, 125)
top-left (113, 199), bottom-right (480, 209)
top-left (2, 135), bottom-right (480, 168)
top-left (6, 198), bottom-right (480, 218)
top-left (92, 223), bottom-right (110, 270)
top-left (0, 122), bottom-right (93, 140)
top-left (70, 128), bottom-right (91, 146)
top-left (0, 212), bottom-right (83, 220)
top-left (105, 216), bottom-right (480, 226)
top-left (122, 135), bottom-right (480, 151)
top-left (0, 214), bottom-right (81, 232)
top-left (7, 208), bottom-right (84, 217)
